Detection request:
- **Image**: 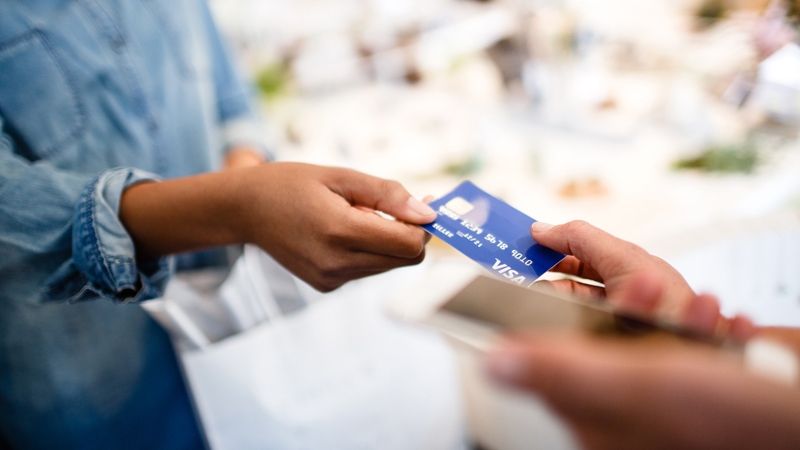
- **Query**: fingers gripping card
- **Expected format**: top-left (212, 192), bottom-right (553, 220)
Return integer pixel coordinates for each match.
top-left (421, 181), bottom-right (565, 287)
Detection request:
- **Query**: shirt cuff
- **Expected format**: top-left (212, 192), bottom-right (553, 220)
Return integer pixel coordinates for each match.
top-left (222, 117), bottom-right (275, 161)
top-left (44, 168), bottom-right (173, 304)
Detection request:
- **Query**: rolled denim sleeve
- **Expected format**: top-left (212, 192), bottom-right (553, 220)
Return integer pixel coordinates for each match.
top-left (48, 169), bottom-right (172, 304)
top-left (0, 123), bottom-right (170, 305)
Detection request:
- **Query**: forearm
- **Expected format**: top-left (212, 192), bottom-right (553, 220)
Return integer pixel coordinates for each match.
top-left (119, 169), bottom-right (250, 260)
top-left (119, 161), bottom-right (436, 292)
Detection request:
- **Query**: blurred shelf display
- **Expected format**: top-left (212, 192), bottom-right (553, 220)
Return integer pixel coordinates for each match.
top-left (202, 2), bottom-right (800, 448)
top-left (210, 0), bottom-right (800, 315)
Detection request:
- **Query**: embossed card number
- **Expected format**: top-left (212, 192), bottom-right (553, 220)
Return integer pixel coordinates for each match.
top-left (421, 181), bottom-right (565, 287)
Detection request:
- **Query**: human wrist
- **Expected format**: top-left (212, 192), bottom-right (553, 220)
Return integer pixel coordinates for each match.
top-left (119, 170), bottom-right (252, 259)
top-left (223, 164), bottom-right (278, 247)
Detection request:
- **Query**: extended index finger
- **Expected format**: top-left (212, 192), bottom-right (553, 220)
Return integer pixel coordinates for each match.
top-left (340, 205), bottom-right (431, 259)
top-left (532, 221), bottom-right (649, 282)
top-left (328, 168), bottom-right (437, 225)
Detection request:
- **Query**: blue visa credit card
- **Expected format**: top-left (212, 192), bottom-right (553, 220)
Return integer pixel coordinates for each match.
top-left (421, 181), bottom-right (565, 287)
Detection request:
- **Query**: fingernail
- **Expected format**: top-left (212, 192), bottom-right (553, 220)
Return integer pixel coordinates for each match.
top-left (407, 197), bottom-right (436, 218)
top-left (685, 294), bottom-right (720, 336)
top-left (531, 221), bottom-right (554, 233)
top-left (729, 315), bottom-right (757, 343)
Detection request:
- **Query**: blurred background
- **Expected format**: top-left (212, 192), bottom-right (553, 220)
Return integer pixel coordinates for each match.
top-left (209, 0), bottom-right (800, 324)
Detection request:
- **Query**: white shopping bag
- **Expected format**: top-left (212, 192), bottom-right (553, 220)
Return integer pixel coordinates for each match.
top-left (152, 245), bottom-right (466, 450)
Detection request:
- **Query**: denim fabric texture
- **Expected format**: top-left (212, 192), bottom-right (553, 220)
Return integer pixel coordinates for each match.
top-left (0, 0), bottom-right (264, 448)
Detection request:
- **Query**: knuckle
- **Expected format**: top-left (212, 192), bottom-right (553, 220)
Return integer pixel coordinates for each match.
top-left (381, 178), bottom-right (403, 194)
top-left (409, 248), bottom-right (427, 265)
top-left (330, 166), bottom-right (354, 183)
top-left (310, 262), bottom-right (347, 292)
top-left (322, 217), bottom-right (353, 245)
top-left (617, 238), bottom-right (645, 258)
top-left (560, 220), bottom-right (593, 255)
top-left (315, 257), bottom-right (345, 279)
top-left (313, 277), bottom-right (341, 293)
top-left (399, 233), bottom-right (426, 258)
top-left (565, 220), bottom-right (591, 234)
top-left (377, 179), bottom-right (406, 205)
top-left (394, 249), bottom-right (426, 268)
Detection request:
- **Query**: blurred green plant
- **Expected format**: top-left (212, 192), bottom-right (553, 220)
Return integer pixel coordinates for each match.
top-left (696, 0), bottom-right (727, 22)
top-left (788, 0), bottom-right (800, 22)
top-left (672, 141), bottom-right (759, 174)
top-left (441, 154), bottom-right (483, 177)
top-left (255, 62), bottom-right (291, 99)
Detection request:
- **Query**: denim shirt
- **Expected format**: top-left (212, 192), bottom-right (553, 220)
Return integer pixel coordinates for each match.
top-left (0, 1), bottom-right (264, 448)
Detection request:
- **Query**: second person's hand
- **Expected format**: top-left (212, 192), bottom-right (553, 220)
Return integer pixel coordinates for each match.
top-left (531, 221), bottom-right (754, 340)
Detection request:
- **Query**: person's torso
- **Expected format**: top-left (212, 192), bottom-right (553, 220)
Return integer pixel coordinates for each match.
top-left (0, 0), bottom-right (224, 177)
top-left (0, 1), bottom-right (228, 448)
